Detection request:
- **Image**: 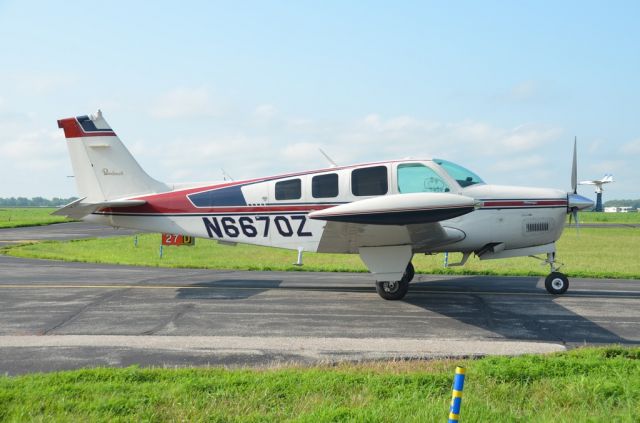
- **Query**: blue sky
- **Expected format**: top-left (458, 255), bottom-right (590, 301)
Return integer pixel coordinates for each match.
top-left (0, 0), bottom-right (638, 200)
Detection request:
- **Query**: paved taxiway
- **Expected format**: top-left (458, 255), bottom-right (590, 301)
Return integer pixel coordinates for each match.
top-left (1, 246), bottom-right (639, 374)
top-left (0, 222), bottom-right (136, 247)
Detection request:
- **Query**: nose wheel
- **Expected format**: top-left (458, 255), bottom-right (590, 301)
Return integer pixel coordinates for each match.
top-left (545, 272), bottom-right (569, 295)
top-left (544, 252), bottom-right (569, 295)
top-left (375, 262), bottom-right (415, 300)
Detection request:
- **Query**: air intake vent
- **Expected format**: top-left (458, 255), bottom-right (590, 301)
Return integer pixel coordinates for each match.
top-left (526, 221), bottom-right (550, 233)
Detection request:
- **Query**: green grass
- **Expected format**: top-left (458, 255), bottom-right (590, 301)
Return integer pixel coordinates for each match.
top-left (3, 227), bottom-right (640, 279)
top-left (0, 208), bottom-right (70, 228)
top-left (569, 211), bottom-right (640, 224)
top-left (0, 347), bottom-right (638, 422)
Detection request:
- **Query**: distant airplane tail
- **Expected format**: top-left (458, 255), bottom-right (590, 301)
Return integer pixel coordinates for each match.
top-left (57, 111), bottom-right (169, 203)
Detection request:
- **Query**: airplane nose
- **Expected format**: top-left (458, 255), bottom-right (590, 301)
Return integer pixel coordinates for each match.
top-left (568, 193), bottom-right (594, 211)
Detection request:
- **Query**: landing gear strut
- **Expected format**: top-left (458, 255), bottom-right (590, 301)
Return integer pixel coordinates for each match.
top-left (375, 262), bottom-right (415, 301)
top-left (544, 252), bottom-right (569, 295)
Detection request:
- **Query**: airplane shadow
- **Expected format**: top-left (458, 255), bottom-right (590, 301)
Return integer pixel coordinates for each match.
top-left (405, 276), bottom-right (634, 345)
top-left (176, 279), bottom-right (283, 300)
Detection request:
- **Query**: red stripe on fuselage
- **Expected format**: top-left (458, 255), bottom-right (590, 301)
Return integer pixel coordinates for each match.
top-left (111, 189), bottom-right (568, 216)
top-left (101, 204), bottom-right (335, 215)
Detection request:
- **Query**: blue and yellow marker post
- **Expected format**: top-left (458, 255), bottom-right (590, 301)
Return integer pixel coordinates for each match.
top-left (448, 366), bottom-right (466, 423)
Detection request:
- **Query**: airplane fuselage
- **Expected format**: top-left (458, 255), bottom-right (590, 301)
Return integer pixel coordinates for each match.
top-left (85, 159), bottom-right (568, 258)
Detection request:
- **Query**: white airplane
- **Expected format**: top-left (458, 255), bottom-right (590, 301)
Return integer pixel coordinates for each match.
top-left (580, 174), bottom-right (614, 192)
top-left (55, 111), bottom-right (593, 300)
top-left (580, 174), bottom-right (614, 212)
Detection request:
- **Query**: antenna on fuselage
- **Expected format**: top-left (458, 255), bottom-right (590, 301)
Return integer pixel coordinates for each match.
top-left (319, 148), bottom-right (338, 168)
top-left (221, 168), bottom-right (234, 181)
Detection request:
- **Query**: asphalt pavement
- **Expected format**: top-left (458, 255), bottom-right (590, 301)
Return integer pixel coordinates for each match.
top-left (1, 254), bottom-right (639, 374)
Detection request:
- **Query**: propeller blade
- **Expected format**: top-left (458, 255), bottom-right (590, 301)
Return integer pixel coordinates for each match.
top-left (568, 210), bottom-right (573, 225)
top-left (571, 136), bottom-right (577, 194)
top-left (573, 209), bottom-right (580, 237)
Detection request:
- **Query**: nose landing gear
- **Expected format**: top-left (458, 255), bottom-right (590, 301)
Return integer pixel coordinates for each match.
top-left (544, 252), bottom-right (569, 295)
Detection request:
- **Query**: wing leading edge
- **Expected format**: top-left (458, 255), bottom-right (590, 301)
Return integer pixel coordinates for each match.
top-left (308, 193), bottom-right (476, 225)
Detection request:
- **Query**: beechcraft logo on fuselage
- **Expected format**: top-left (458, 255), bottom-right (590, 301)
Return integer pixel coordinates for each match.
top-left (202, 215), bottom-right (312, 238)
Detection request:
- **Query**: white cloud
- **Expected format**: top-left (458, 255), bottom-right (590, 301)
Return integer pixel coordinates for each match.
top-left (253, 104), bottom-right (278, 122)
top-left (493, 155), bottom-right (546, 172)
top-left (621, 138), bottom-right (640, 155)
top-left (509, 80), bottom-right (538, 101)
top-left (150, 133), bottom-right (276, 182)
top-left (3, 106), bottom-right (617, 199)
top-left (0, 120), bottom-right (72, 196)
top-left (149, 87), bottom-right (221, 119)
top-left (280, 142), bottom-right (326, 169)
top-left (0, 126), bottom-right (66, 170)
top-left (587, 139), bottom-right (603, 154)
top-left (336, 115), bottom-right (561, 161)
top-left (588, 160), bottom-right (627, 176)
top-left (3, 71), bottom-right (76, 96)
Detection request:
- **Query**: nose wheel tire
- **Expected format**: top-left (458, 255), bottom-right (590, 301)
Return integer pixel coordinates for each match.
top-left (545, 272), bottom-right (569, 295)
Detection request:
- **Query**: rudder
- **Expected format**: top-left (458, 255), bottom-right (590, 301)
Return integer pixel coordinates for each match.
top-left (57, 110), bottom-right (168, 202)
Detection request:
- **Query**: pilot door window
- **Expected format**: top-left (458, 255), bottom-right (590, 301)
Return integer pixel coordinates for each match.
top-left (351, 166), bottom-right (388, 196)
top-left (397, 163), bottom-right (450, 193)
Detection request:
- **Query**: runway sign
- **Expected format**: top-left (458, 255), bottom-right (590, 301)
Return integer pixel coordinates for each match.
top-left (161, 234), bottom-right (195, 246)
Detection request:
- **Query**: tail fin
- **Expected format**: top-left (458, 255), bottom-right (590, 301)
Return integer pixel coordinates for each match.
top-left (57, 110), bottom-right (169, 202)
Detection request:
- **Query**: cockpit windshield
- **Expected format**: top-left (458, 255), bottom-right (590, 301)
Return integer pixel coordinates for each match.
top-left (433, 159), bottom-right (485, 188)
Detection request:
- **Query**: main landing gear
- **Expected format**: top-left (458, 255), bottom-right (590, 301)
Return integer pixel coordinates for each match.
top-left (544, 252), bottom-right (569, 295)
top-left (375, 262), bottom-right (415, 300)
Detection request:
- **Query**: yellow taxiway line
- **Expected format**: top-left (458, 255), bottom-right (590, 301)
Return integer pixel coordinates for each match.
top-left (0, 284), bottom-right (637, 298)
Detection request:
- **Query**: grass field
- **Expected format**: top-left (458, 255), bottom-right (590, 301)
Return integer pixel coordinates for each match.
top-left (0, 347), bottom-right (638, 421)
top-left (569, 211), bottom-right (640, 224)
top-left (4, 226), bottom-right (640, 279)
top-left (0, 208), bottom-right (70, 228)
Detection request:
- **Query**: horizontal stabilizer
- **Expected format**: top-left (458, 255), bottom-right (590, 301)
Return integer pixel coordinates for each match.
top-left (309, 193), bottom-right (476, 225)
top-left (52, 197), bottom-right (147, 219)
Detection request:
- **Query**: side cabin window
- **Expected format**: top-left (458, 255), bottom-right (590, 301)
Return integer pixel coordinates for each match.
top-left (397, 163), bottom-right (450, 193)
top-left (352, 166), bottom-right (388, 196)
top-left (312, 173), bottom-right (339, 198)
top-left (275, 178), bottom-right (301, 200)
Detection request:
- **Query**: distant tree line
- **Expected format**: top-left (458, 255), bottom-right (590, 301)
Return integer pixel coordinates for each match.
top-left (604, 199), bottom-right (640, 209)
top-left (0, 197), bottom-right (78, 207)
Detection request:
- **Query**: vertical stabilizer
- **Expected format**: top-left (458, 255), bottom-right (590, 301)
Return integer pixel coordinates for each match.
top-left (57, 111), bottom-right (169, 202)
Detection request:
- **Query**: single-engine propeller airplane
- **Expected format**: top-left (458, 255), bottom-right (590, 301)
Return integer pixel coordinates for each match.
top-left (56, 111), bottom-right (594, 300)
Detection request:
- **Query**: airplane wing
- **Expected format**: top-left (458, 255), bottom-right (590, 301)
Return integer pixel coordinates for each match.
top-left (52, 197), bottom-right (147, 219)
top-left (308, 193), bottom-right (476, 225)
top-left (315, 220), bottom-right (465, 253)
top-left (310, 193), bottom-right (474, 253)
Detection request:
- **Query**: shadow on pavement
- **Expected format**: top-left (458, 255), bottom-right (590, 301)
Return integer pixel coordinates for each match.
top-left (176, 279), bottom-right (283, 300)
top-left (405, 276), bottom-right (633, 345)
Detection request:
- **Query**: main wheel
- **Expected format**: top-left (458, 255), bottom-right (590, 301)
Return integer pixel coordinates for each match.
top-left (375, 279), bottom-right (409, 300)
top-left (375, 264), bottom-right (413, 300)
top-left (405, 262), bottom-right (415, 283)
top-left (545, 272), bottom-right (569, 295)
